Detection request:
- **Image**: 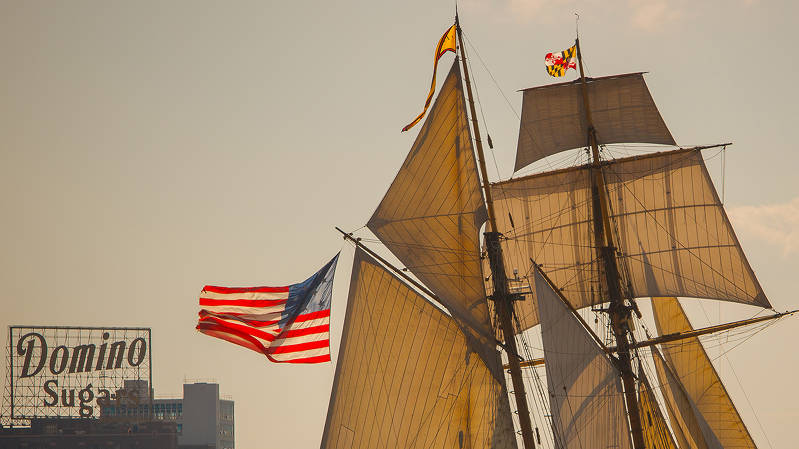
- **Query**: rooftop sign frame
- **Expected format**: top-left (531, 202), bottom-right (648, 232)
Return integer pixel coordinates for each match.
top-left (7, 326), bottom-right (152, 419)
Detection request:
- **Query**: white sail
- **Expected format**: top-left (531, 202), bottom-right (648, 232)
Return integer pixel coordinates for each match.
top-left (321, 249), bottom-right (517, 449)
top-left (367, 60), bottom-right (491, 338)
top-left (515, 73), bottom-right (675, 171)
top-left (534, 268), bottom-right (632, 449)
top-left (652, 297), bottom-right (757, 448)
top-left (491, 148), bottom-right (769, 330)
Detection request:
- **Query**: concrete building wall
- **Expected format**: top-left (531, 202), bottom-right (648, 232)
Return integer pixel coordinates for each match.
top-left (97, 381), bottom-right (233, 449)
top-left (218, 400), bottom-right (234, 449)
top-left (179, 383), bottom-right (219, 447)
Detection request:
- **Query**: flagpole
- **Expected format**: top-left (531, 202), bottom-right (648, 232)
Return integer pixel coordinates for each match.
top-left (456, 15), bottom-right (537, 449)
top-left (574, 37), bottom-right (647, 449)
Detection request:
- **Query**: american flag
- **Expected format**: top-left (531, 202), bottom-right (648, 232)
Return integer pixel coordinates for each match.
top-left (197, 254), bottom-right (338, 364)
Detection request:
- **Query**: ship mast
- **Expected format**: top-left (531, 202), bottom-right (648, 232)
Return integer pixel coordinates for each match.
top-left (574, 38), bottom-right (646, 449)
top-left (455, 16), bottom-right (537, 449)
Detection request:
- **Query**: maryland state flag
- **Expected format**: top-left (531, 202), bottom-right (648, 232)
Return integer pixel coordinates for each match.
top-left (402, 25), bottom-right (457, 132)
top-left (545, 44), bottom-right (577, 77)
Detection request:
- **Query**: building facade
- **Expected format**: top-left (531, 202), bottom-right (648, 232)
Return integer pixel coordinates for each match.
top-left (100, 382), bottom-right (234, 449)
top-left (174, 383), bottom-right (234, 449)
top-left (0, 418), bottom-right (178, 449)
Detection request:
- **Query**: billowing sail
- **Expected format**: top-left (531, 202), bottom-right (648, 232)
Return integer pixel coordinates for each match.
top-left (534, 268), bottom-right (632, 449)
top-left (515, 73), bottom-right (675, 171)
top-left (652, 297), bottom-right (757, 448)
top-left (367, 60), bottom-right (490, 338)
top-left (321, 249), bottom-right (517, 449)
top-left (491, 148), bottom-right (769, 330)
top-left (638, 365), bottom-right (679, 449)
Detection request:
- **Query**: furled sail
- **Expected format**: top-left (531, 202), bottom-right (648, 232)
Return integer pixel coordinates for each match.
top-left (515, 73), bottom-right (675, 171)
top-left (638, 365), bottom-right (679, 449)
top-left (321, 249), bottom-right (517, 449)
top-left (652, 297), bottom-right (758, 448)
top-left (491, 148), bottom-right (769, 330)
top-left (367, 60), bottom-right (491, 338)
top-left (534, 268), bottom-right (632, 449)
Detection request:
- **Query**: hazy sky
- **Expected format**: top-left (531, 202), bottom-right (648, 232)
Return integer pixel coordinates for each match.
top-left (1, 1), bottom-right (797, 448)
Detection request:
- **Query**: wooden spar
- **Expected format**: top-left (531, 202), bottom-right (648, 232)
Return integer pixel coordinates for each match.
top-left (456, 16), bottom-right (537, 449)
top-left (507, 309), bottom-right (796, 369)
top-left (621, 308), bottom-right (797, 352)
top-left (334, 227), bottom-right (439, 300)
top-left (575, 37), bottom-right (646, 449)
top-left (512, 358), bottom-right (545, 369)
top-left (575, 40), bottom-right (614, 250)
top-left (456, 20), bottom-right (497, 233)
top-left (491, 143), bottom-right (734, 188)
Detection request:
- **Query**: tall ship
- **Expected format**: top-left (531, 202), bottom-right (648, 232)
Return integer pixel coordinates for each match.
top-left (319, 16), bottom-right (794, 449)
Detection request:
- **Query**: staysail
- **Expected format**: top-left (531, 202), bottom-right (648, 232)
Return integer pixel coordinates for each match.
top-left (534, 268), bottom-right (632, 449)
top-left (491, 148), bottom-right (769, 330)
top-left (652, 297), bottom-right (758, 448)
top-left (367, 60), bottom-right (491, 338)
top-left (515, 73), bottom-right (675, 171)
top-left (651, 347), bottom-right (720, 449)
top-left (321, 249), bottom-right (517, 449)
top-left (637, 365), bottom-right (679, 449)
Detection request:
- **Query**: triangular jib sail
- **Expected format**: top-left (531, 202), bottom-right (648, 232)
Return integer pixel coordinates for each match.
top-left (368, 60), bottom-right (491, 339)
top-left (652, 297), bottom-right (757, 448)
top-left (321, 249), bottom-right (517, 449)
top-left (534, 268), bottom-right (632, 449)
top-left (637, 365), bottom-right (679, 449)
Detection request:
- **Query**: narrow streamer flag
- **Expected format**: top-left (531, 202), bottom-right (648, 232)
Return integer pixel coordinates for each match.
top-left (197, 254), bottom-right (339, 364)
top-left (545, 44), bottom-right (577, 77)
top-left (402, 24), bottom-right (457, 132)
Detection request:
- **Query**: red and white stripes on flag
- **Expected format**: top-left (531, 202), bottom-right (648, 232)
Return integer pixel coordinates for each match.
top-left (197, 254), bottom-right (338, 364)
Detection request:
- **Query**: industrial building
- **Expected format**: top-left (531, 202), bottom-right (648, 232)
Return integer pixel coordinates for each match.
top-left (101, 381), bottom-right (234, 449)
top-left (1, 382), bottom-right (233, 449)
top-left (0, 418), bottom-right (179, 449)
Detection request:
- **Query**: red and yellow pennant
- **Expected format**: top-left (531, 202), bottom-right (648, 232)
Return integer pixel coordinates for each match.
top-left (402, 25), bottom-right (457, 132)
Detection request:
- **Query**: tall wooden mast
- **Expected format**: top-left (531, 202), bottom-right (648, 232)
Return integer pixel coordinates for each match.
top-left (574, 37), bottom-right (646, 449)
top-left (456, 16), bottom-right (537, 449)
